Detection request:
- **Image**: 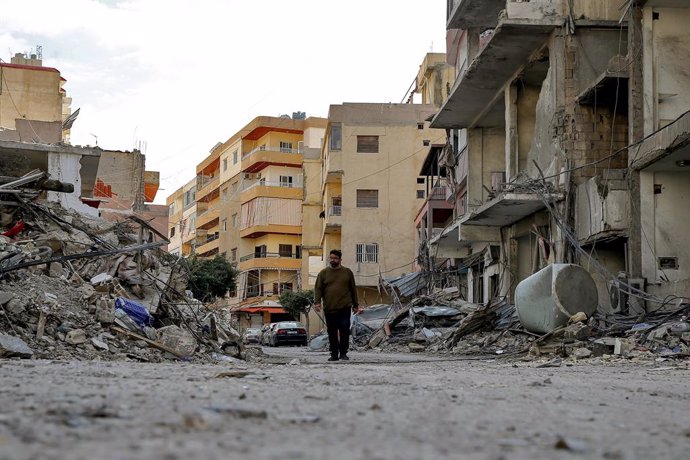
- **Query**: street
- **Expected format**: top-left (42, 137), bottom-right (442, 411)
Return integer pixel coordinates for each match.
top-left (1, 348), bottom-right (689, 460)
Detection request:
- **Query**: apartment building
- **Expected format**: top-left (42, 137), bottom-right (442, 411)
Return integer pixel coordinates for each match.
top-left (427, 0), bottom-right (690, 312)
top-left (194, 144), bottom-right (223, 258)
top-left (167, 177), bottom-right (198, 257)
top-left (312, 103), bottom-right (445, 306)
top-left (0, 52), bottom-right (73, 143)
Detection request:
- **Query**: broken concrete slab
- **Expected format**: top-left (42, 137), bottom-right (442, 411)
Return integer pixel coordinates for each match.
top-left (156, 325), bottom-right (197, 357)
top-left (0, 291), bottom-right (14, 305)
top-left (0, 334), bottom-right (33, 358)
top-left (65, 329), bottom-right (87, 345)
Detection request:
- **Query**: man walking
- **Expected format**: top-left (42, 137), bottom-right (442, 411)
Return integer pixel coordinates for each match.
top-left (314, 249), bottom-right (358, 361)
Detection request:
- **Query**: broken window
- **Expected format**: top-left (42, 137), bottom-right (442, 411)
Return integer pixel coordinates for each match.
top-left (357, 135), bottom-right (379, 153)
top-left (356, 189), bottom-right (378, 208)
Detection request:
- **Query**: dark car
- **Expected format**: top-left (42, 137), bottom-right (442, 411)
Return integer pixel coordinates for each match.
top-left (269, 321), bottom-right (308, 347)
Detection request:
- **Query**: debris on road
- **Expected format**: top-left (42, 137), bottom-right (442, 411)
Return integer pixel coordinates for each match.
top-left (0, 171), bottom-right (243, 363)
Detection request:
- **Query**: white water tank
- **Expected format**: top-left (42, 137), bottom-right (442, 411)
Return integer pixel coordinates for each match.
top-left (515, 264), bottom-right (598, 334)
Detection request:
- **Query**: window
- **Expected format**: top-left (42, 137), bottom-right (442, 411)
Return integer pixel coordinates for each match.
top-left (231, 247), bottom-right (237, 262)
top-left (168, 204), bottom-right (175, 216)
top-left (356, 243), bottom-right (379, 263)
top-left (295, 245), bottom-right (302, 259)
top-left (184, 190), bottom-right (196, 207)
top-left (417, 123), bottom-right (424, 130)
top-left (297, 141), bottom-right (304, 153)
top-left (279, 244), bottom-right (292, 257)
top-left (255, 245), bottom-right (267, 258)
top-left (273, 282), bottom-right (293, 294)
top-left (417, 190), bottom-right (425, 199)
top-left (169, 226), bottom-right (176, 237)
top-left (231, 181), bottom-right (238, 194)
top-left (233, 150), bottom-right (238, 164)
top-left (416, 178), bottom-right (425, 184)
top-left (222, 219), bottom-right (227, 232)
top-left (357, 135), bottom-right (379, 153)
top-left (279, 141), bottom-right (293, 153)
top-left (356, 189), bottom-right (378, 208)
top-left (279, 175), bottom-right (293, 187)
top-left (329, 124), bottom-right (342, 150)
top-left (223, 158), bottom-right (228, 171)
top-left (222, 188), bottom-right (228, 202)
top-left (232, 213), bottom-right (238, 228)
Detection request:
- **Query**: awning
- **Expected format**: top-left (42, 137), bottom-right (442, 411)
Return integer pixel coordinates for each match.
top-left (385, 271), bottom-right (427, 298)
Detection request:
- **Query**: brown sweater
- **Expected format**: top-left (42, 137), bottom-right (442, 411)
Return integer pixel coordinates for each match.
top-left (314, 266), bottom-right (358, 313)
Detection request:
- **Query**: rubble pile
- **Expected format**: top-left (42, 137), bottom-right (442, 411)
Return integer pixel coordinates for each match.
top-left (0, 172), bottom-right (244, 362)
top-left (359, 286), bottom-right (690, 364)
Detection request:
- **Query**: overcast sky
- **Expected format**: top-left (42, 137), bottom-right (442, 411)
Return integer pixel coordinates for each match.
top-left (0, 0), bottom-right (447, 203)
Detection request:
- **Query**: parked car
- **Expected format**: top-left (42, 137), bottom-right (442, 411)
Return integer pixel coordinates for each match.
top-left (269, 321), bottom-right (308, 347)
top-left (242, 327), bottom-right (261, 344)
top-left (259, 323), bottom-right (277, 346)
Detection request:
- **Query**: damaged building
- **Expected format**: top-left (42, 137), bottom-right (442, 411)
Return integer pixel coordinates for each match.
top-left (424, 0), bottom-right (690, 313)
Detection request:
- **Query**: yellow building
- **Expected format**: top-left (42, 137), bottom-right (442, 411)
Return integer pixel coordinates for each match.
top-left (308, 103), bottom-right (444, 308)
top-left (0, 53), bottom-right (73, 143)
top-left (210, 115), bottom-right (327, 326)
top-left (166, 177), bottom-right (197, 257)
top-left (194, 144), bottom-right (223, 258)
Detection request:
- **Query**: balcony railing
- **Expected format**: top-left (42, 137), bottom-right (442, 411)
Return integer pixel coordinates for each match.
top-left (239, 252), bottom-right (302, 262)
top-left (242, 145), bottom-right (301, 161)
top-left (200, 233), bottom-right (219, 246)
top-left (241, 180), bottom-right (303, 192)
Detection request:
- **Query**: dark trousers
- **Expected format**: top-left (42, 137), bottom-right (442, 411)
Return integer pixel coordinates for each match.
top-left (324, 308), bottom-right (351, 358)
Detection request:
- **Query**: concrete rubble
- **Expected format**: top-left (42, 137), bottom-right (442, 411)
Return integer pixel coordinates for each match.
top-left (357, 285), bottom-right (690, 366)
top-left (0, 171), bottom-right (246, 363)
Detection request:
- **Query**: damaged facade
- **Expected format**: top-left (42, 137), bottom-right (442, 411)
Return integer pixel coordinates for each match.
top-left (424, 0), bottom-right (690, 315)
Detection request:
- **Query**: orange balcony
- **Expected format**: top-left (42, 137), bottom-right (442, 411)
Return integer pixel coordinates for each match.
top-left (239, 181), bottom-right (303, 203)
top-left (241, 146), bottom-right (302, 173)
top-left (239, 252), bottom-right (302, 271)
top-left (196, 175), bottom-right (220, 202)
top-left (196, 205), bottom-right (220, 230)
top-left (196, 233), bottom-right (220, 257)
top-left (240, 224), bottom-right (301, 239)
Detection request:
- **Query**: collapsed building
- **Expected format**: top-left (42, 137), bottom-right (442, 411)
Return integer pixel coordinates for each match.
top-left (417, 0), bottom-right (690, 316)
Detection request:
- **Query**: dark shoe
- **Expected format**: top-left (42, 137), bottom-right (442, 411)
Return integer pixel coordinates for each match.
top-left (340, 354), bottom-right (349, 361)
top-left (327, 356), bottom-right (339, 362)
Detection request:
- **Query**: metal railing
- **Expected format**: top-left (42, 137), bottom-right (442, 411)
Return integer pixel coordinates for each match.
top-left (242, 145), bottom-right (301, 160)
top-left (239, 252), bottom-right (302, 262)
top-left (199, 233), bottom-right (219, 246)
top-left (241, 180), bottom-right (303, 192)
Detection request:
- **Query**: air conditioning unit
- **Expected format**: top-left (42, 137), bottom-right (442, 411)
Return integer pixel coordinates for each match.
top-left (608, 277), bottom-right (646, 314)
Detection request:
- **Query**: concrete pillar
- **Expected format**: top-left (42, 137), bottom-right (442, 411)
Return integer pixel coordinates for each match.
top-left (628, 5), bottom-right (644, 278)
top-left (505, 83), bottom-right (519, 182)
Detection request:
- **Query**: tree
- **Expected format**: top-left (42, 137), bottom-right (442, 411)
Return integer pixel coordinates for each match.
top-left (185, 256), bottom-right (238, 302)
top-left (279, 289), bottom-right (314, 320)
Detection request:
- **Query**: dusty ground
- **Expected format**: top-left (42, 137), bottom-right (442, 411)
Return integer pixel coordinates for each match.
top-left (1, 347), bottom-right (689, 460)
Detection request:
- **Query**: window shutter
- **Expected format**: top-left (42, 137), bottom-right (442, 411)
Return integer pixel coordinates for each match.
top-left (357, 136), bottom-right (379, 153)
top-left (356, 190), bottom-right (378, 208)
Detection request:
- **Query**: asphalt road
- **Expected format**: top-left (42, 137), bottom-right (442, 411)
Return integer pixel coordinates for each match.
top-left (1, 347), bottom-right (689, 460)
